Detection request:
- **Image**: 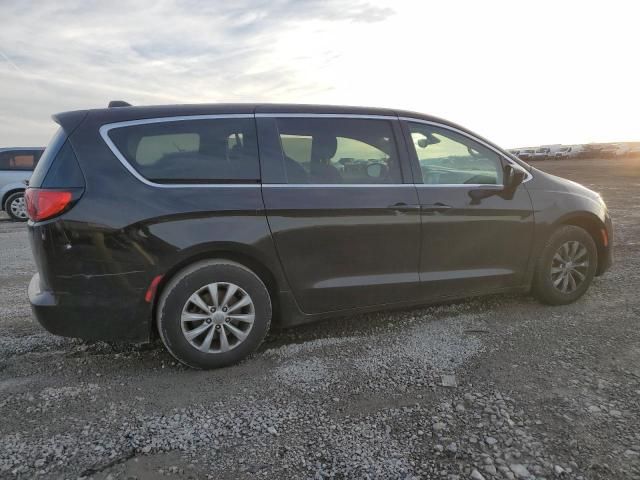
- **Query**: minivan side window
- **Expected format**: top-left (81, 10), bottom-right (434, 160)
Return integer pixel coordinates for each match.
top-left (107, 118), bottom-right (260, 183)
top-left (276, 118), bottom-right (402, 184)
top-left (408, 123), bottom-right (503, 185)
top-left (0, 150), bottom-right (41, 171)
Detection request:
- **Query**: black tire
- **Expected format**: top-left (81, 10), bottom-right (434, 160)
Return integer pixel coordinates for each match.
top-left (532, 225), bottom-right (598, 305)
top-left (157, 260), bottom-right (272, 369)
top-left (4, 191), bottom-right (28, 221)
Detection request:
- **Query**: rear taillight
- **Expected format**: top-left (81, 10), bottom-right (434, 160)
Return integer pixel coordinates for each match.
top-left (25, 189), bottom-right (73, 222)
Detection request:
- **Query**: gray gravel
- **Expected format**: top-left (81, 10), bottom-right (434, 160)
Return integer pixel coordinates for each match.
top-left (1, 158), bottom-right (639, 479)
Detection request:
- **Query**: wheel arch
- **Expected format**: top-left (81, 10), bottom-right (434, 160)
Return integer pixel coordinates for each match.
top-left (553, 212), bottom-right (608, 275)
top-left (150, 246), bottom-right (283, 337)
top-left (1, 187), bottom-right (25, 210)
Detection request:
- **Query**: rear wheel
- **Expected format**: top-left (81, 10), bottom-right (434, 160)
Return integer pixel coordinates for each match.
top-left (157, 260), bottom-right (272, 369)
top-left (533, 225), bottom-right (598, 305)
top-left (4, 191), bottom-right (28, 221)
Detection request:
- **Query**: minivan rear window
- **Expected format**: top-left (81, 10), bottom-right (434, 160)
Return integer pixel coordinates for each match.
top-left (29, 128), bottom-right (67, 188)
top-left (106, 118), bottom-right (260, 183)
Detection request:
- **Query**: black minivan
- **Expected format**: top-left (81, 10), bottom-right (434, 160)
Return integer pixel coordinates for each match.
top-left (26, 103), bottom-right (613, 369)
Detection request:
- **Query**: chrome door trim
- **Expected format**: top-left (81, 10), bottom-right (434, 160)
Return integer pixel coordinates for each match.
top-left (414, 184), bottom-right (505, 189)
top-left (261, 183), bottom-right (415, 188)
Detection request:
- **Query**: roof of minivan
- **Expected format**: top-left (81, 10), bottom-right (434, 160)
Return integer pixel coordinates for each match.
top-left (55, 103), bottom-right (449, 127)
top-left (53, 103), bottom-right (523, 168)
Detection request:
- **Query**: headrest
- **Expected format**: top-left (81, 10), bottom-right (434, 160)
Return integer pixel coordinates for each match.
top-left (311, 134), bottom-right (338, 162)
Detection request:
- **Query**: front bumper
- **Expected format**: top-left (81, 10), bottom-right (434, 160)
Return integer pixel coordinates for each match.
top-left (28, 273), bottom-right (151, 342)
top-left (598, 242), bottom-right (613, 276)
top-left (596, 214), bottom-right (614, 276)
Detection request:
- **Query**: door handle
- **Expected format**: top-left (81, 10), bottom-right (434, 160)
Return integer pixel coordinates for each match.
top-left (421, 203), bottom-right (452, 213)
top-left (387, 202), bottom-right (421, 212)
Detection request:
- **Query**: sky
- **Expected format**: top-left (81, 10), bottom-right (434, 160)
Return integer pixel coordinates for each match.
top-left (0, 0), bottom-right (638, 148)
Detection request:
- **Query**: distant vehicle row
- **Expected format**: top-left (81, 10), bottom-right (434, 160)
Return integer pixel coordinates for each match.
top-left (509, 147), bottom-right (575, 160)
top-left (509, 144), bottom-right (640, 161)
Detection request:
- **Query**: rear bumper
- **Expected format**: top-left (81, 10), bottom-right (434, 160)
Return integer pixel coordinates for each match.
top-left (28, 273), bottom-right (151, 342)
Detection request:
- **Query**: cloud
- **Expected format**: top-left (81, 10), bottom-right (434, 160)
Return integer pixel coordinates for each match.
top-left (0, 0), bottom-right (394, 145)
top-left (0, 0), bottom-right (638, 147)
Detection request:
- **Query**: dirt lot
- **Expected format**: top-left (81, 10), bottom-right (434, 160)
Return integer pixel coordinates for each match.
top-left (1, 158), bottom-right (639, 480)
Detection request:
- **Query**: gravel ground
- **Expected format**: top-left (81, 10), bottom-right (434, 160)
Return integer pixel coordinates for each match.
top-left (1, 158), bottom-right (639, 479)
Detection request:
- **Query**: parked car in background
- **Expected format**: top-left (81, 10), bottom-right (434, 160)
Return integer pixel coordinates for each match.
top-left (26, 102), bottom-right (613, 369)
top-left (551, 146), bottom-right (573, 159)
top-left (599, 144), bottom-right (622, 157)
top-left (569, 145), bottom-right (586, 158)
top-left (628, 146), bottom-right (640, 158)
top-left (532, 147), bottom-right (551, 161)
top-left (1, 147), bottom-right (45, 220)
top-left (517, 149), bottom-right (535, 160)
top-left (613, 145), bottom-right (631, 157)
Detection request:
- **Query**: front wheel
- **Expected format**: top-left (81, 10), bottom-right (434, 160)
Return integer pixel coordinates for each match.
top-left (157, 260), bottom-right (272, 369)
top-left (4, 191), bottom-right (28, 221)
top-left (532, 225), bottom-right (598, 305)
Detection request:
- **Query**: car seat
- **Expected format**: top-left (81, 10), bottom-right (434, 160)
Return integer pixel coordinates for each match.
top-left (310, 134), bottom-right (341, 184)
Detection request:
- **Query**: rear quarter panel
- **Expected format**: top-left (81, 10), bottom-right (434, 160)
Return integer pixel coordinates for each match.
top-left (32, 114), bottom-right (287, 341)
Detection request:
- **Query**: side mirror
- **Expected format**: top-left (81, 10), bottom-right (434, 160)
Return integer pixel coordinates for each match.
top-left (502, 164), bottom-right (527, 199)
top-left (468, 163), bottom-right (527, 205)
top-left (504, 164), bottom-right (526, 190)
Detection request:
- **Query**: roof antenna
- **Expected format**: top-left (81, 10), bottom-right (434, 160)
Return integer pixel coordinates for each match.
top-left (108, 100), bottom-right (132, 108)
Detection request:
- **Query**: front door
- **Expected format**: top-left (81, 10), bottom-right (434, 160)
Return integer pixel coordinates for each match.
top-left (402, 120), bottom-right (534, 299)
top-left (258, 115), bottom-right (422, 314)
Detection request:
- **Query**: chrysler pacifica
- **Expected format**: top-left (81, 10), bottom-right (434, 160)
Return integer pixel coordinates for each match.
top-left (26, 103), bottom-right (613, 369)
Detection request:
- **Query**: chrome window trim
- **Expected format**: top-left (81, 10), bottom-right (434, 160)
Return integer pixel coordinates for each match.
top-left (414, 184), bottom-right (505, 189)
top-left (99, 112), bottom-right (532, 188)
top-left (399, 117), bottom-right (533, 184)
top-left (99, 114), bottom-right (259, 189)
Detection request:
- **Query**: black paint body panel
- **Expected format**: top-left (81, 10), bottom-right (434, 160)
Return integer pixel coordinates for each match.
top-left (262, 185), bottom-right (422, 313)
top-left (415, 185), bottom-right (535, 298)
top-left (27, 104), bottom-right (613, 342)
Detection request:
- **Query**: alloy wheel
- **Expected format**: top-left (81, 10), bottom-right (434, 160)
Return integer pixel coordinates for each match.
top-left (550, 240), bottom-right (590, 294)
top-left (9, 195), bottom-right (28, 219)
top-left (181, 282), bottom-right (255, 353)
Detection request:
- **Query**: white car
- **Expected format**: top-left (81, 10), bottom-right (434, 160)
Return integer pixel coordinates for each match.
top-left (551, 146), bottom-right (573, 159)
top-left (517, 149), bottom-right (535, 160)
top-left (532, 147), bottom-right (551, 161)
top-left (600, 145), bottom-right (623, 157)
top-left (0, 147), bottom-right (45, 220)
